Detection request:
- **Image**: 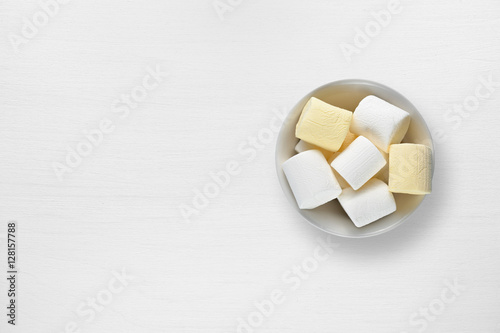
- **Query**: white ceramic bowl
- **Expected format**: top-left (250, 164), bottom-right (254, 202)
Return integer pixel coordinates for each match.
top-left (275, 79), bottom-right (434, 238)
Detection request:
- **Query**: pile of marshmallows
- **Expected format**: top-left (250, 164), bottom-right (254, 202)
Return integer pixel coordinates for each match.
top-left (282, 95), bottom-right (433, 228)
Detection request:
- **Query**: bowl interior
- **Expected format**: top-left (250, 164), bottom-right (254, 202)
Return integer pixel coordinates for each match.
top-left (275, 79), bottom-right (434, 238)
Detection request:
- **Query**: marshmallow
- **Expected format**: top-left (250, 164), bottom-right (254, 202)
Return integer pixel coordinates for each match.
top-left (374, 148), bottom-right (389, 183)
top-left (282, 150), bottom-right (342, 209)
top-left (351, 95), bottom-right (411, 153)
top-left (295, 140), bottom-right (332, 159)
top-left (337, 131), bottom-right (357, 153)
top-left (331, 136), bottom-right (386, 190)
top-left (338, 178), bottom-right (397, 227)
top-left (295, 97), bottom-right (352, 152)
top-left (329, 131), bottom-right (358, 161)
top-left (332, 169), bottom-right (350, 189)
top-left (388, 144), bottom-right (432, 194)
top-left (327, 153), bottom-right (351, 190)
top-left (327, 132), bottom-right (358, 189)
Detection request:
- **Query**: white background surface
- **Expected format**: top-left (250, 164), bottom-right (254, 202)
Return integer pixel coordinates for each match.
top-left (1, 1), bottom-right (500, 332)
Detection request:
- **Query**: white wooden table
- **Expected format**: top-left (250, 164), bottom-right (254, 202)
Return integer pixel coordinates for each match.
top-left (1, 1), bottom-right (499, 332)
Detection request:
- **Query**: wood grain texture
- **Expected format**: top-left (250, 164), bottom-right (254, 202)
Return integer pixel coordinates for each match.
top-left (1, 0), bottom-right (500, 332)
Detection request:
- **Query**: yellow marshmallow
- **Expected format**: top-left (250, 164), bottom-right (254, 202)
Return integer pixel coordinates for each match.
top-left (295, 97), bottom-right (352, 152)
top-left (388, 144), bottom-right (432, 195)
top-left (294, 140), bottom-right (333, 159)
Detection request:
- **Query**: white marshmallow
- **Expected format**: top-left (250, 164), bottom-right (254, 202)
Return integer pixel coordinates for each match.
top-left (351, 95), bottom-right (411, 153)
top-left (294, 140), bottom-right (332, 159)
top-left (294, 139), bottom-right (313, 153)
top-left (331, 136), bottom-right (386, 190)
top-left (332, 168), bottom-right (350, 189)
top-left (338, 178), bottom-right (396, 228)
top-left (374, 148), bottom-right (389, 183)
top-left (327, 155), bottom-right (350, 189)
top-left (282, 150), bottom-right (342, 209)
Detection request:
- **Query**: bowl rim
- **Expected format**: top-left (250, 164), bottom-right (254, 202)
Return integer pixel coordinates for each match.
top-left (275, 79), bottom-right (434, 238)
